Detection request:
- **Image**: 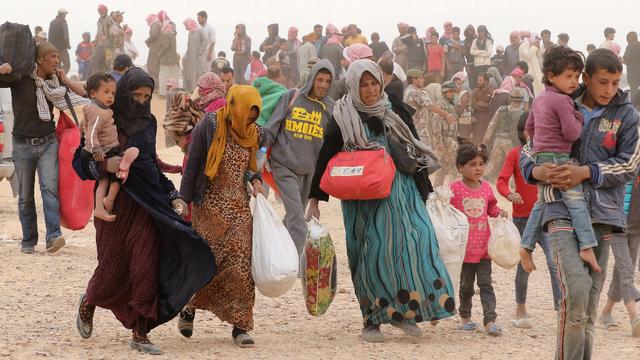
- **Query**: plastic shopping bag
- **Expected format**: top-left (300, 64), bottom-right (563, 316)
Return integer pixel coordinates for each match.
top-left (488, 217), bottom-right (522, 269)
top-left (301, 218), bottom-right (337, 316)
top-left (426, 186), bottom-right (469, 294)
top-left (251, 194), bottom-right (299, 298)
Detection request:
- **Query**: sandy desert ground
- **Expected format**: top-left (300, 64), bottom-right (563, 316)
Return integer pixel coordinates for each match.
top-left (0, 99), bottom-right (639, 359)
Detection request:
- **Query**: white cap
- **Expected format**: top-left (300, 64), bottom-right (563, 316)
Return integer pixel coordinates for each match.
top-left (58, 8), bottom-right (68, 14)
top-left (36, 31), bottom-right (48, 39)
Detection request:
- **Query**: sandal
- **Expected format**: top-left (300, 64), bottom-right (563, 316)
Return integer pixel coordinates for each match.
top-left (601, 313), bottom-right (619, 330)
top-left (459, 322), bottom-right (478, 331)
top-left (116, 147), bottom-right (139, 184)
top-left (631, 317), bottom-right (640, 338)
top-left (511, 317), bottom-right (533, 329)
top-left (486, 324), bottom-right (503, 337)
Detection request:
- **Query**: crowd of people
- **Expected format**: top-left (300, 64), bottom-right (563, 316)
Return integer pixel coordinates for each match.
top-left (2, 5), bottom-right (640, 359)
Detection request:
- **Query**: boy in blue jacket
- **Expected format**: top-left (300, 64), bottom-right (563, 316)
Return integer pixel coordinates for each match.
top-left (520, 49), bottom-right (640, 360)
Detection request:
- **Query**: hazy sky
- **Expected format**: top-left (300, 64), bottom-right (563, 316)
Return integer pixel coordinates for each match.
top-left (4, 0), bottom-right (639, 74)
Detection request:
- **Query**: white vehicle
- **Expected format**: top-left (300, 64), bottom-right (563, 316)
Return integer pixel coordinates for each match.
top-left (0, 88), bottom-right (17, 196)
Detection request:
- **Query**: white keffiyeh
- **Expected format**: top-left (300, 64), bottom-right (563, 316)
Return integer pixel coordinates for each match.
top-left (32, 69), bottom-right (90, 121)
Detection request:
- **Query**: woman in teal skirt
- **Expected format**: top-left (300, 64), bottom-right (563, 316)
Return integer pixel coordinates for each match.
top-left (306, 59), bottom-right (456, 342)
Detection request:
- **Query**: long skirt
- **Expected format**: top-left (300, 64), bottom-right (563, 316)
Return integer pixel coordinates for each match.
top-left (85, 191), bottom-right (159, 329)
top-left (189, 183), bottom-right (255, 330)
top-left (342, 170), bottom-right (456, 326)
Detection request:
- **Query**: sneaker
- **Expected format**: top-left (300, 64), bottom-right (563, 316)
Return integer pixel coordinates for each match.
top-left (46, 236), bottom-right (65, 253)
top-left (361, 324), bottom-right (384, 343)
top-left (233, 333), bottom-right (255, 348)
top-left (129, 340), bottom-right (163, 355)
top-left (392, 321), bottom-right (424, 337)
top-left (76, 293), bottom-right (94, 339)
top-left (177, 308), bottom-right (195, 338)
top-left (21, 246), bottom-right (35, 254)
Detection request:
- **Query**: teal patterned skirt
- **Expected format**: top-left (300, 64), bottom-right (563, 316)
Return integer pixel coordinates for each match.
top-left (342, 166), bottom-right (456, 326)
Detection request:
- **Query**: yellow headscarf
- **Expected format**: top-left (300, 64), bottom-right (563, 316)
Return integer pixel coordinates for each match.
top-left (205, 85), bottom-right (262, 180)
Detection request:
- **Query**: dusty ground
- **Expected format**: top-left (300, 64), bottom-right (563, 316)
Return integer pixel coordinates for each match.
top-left (0, 99), bottom-right (639, 359)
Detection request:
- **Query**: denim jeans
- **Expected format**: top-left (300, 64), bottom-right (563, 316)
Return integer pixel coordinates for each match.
top-left (513, 217), bottom-right (561, 309)
top-left (459, 259), bottom-right (497, 325)
top-left (521, 154), bottom-right (598, 251)
top-left (547, 220), bottom-right (611, 360)
top-left (12, 137), bottom-right (61, 248)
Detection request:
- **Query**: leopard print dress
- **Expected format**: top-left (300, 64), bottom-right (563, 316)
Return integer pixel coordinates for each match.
top-left (189, 134), bottom-right (255, 331)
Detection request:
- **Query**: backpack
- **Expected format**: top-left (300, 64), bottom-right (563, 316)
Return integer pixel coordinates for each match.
top-left (0, 22), bottom-right (36, 83)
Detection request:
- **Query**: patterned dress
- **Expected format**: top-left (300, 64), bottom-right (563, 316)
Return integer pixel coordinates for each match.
top-left (189, 135), bottom-right (256, 331)
top-left (342, 126), bottom-right (456, 326)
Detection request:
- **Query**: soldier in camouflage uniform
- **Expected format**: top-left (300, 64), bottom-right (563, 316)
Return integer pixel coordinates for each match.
top-left (456, 90), bottom-right (475, 142)
top-left (431, 81), bottom-right (460, 186)
top-left (403, 69), bottom-right (456, 148)
top-left (483, 88), bottom-right (525, 179)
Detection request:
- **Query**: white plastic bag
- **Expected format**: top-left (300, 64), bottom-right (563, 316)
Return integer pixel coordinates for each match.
top-left (488, 217), bottom-right (522, 269)
top-left (251, 194), bottom-right (299, 297)
top-left (426, 186), bottom-right (469, 294)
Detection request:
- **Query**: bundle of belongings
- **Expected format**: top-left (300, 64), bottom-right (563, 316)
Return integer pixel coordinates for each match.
top-left (163, 91), bottom-right (204, 144)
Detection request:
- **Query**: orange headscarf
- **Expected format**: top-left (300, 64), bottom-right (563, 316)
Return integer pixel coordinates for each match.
top-left (205, 85), bottom-right (262, 181)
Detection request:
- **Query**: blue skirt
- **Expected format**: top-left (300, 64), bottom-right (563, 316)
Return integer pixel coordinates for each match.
top-left (342, 169), bottom-right (456, 325)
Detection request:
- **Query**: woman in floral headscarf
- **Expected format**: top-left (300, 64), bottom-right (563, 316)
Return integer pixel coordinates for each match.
top-left (196, 72), bottom-right (227, 113)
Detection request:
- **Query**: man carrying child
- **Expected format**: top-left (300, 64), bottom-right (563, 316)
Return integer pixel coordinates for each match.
top-left (520, 48), bottom-right (640, 360)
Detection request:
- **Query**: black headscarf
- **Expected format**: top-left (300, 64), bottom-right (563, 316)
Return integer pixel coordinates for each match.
top-left (267, 23), bottom-right (279, 42)
top-left (113, 67), bottom-right (156, 136)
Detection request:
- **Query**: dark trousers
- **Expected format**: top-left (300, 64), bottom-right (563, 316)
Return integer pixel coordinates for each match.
top-left (459, 259), bottom-right (497, 325)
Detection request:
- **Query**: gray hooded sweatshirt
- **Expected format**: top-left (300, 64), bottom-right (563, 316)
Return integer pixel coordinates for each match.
top-left (262, 59), bottom-right (335, 175)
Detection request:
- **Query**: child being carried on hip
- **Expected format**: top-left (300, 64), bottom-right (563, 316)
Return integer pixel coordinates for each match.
top-left (82, 73), bottom-right (139, 222)
top-left (520, 46), bottom-right (600, 273)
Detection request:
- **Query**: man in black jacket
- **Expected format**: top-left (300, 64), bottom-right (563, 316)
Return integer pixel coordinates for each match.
top-left (48, 9), bottom-right (71, 73)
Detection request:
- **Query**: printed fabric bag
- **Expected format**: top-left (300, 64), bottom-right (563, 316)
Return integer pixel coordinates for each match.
top-left (426, 185), bottom-right (469, 295)
top-left (251, 194), bottom-right (299, 298)
top-left (301, 218), bottom-right (337, 316)
top-left (488, 217), bottom-right (522, 269)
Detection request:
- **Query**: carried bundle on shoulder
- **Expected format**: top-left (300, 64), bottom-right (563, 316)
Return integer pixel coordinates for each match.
top-left (0, 22), bottom-right (36, 83)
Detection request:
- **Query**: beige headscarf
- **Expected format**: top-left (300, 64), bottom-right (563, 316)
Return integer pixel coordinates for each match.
top-left (332, 59), bottom-right (439, 173)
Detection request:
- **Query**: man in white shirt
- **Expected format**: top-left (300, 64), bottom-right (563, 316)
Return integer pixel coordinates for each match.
top-left (600, 27), bottom-right (622, 57)
top-left (197, 11), bottom-right (216, 65)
